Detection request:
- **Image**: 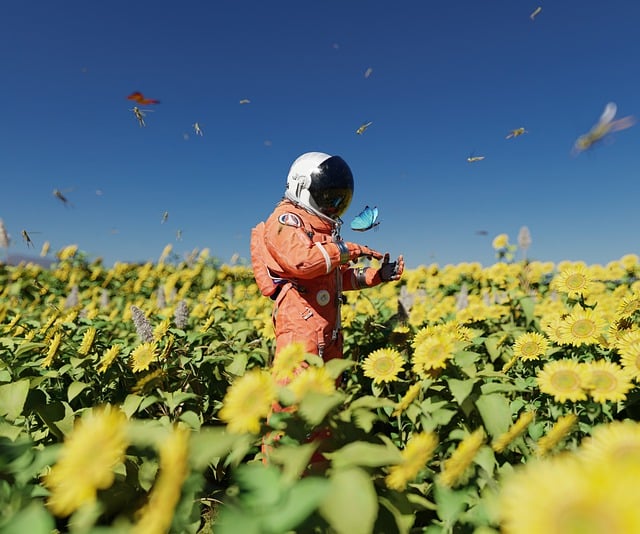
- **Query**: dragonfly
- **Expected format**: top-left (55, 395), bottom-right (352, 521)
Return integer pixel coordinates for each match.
top-left (506, 127), bottom-right (527, 139)
top-left (467, 153), bottom-right (485, 163)
top-left (356, 121), bottom-right (373, 135)
top-left (127, 91), bottom-right (160, 105)
top-left (350, 205), bottom-right (380, 232)
top-left (131, 106), bottom-right (154, 127)
top-left (53, 188), bottom-right (74, 207)
top-left (21, 229), bottom-right (40, 248)
top-left (161, 211), bottom-right (169, 224)
top-left (572, 102), bottom-right (635, 155)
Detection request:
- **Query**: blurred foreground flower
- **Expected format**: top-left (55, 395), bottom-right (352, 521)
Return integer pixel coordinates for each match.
top-left (219, 369), bottom-right (277, 434)
top-left (385, 431), bottom-right (438, 491)
top-left (44, 406), bottom-right (129, 516)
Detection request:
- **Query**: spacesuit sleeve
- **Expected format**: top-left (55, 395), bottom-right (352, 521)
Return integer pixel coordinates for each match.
top-left (264, 217), bottom-right (343, 279)
top-left (342, 266), bottom-right (382, 290)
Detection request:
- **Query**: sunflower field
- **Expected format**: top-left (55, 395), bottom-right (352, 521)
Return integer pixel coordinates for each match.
top-left (1, 243), bottom-right (640, 533)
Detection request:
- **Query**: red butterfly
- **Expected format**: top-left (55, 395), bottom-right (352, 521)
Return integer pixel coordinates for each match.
top-left (126, 91), bottom-right (160, 105)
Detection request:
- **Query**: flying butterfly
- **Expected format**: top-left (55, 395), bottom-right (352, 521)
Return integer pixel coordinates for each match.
top-left (53, 188), bottom-right (74, 207)
top-left (130, 106), bottom-right (154, 127)
top-left (530, 6), bottom-right (542, 20)
top-left (356, 121), bottom-right (373, 135)
top-left (572, 102), bottom-right (635, 155)
top-left (127, 91), bottom-right (160, 105)
top-left (350, 205), bottom-right (380, 232)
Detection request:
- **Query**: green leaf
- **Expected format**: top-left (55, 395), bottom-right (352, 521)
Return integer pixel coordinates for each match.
top-left (15, 342), bottom-right (46, 358)
top-left (122, 394), bottom-right (143, 418)
top-left (319, 467), bottom-right (378, 534)
top-left (225, 352), bottom-right (248, 376)
top-left (178, 410), bottom-right (202, 430)
top-left (262, 477), bottom-right (329, 533)
top-left (269, 442), bottom-right (317, 484)
top-left (67, 381), bottom-right (88, 402)
top-left (434, 482), bottom-right (468, 525)
top-left (0, 501), bottom-right (55, 534)
top-left (298, 391), bottom-right (344, 426)
top-left (325, 358), bottom-right (355, 379)
top-left (324, 440), bottom-right (402, 469)
top-left (0, 421), bottom-right (23, 440)
top-left (0, 379), bottom-right (30, 421)
top-left (446, 378), bottom-right (477, 406)
top-left (474, 393), bottom-right (512, 438)
top-left (518, 295), bottom-right (535, 324)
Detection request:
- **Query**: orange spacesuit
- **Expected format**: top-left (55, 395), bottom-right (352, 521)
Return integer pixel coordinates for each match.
top-left (252, 152), bottom-right (404, 466)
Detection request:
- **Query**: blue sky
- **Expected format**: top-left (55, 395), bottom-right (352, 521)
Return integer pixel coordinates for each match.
top-left (1, 0), bottom-right (639, 269)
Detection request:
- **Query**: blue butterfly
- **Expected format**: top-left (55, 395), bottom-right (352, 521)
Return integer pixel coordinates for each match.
top-left (350, 205), bottom-right (380, 232)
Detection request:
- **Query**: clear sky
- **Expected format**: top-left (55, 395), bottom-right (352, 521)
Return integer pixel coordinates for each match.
top-left (1, 0), bottom-right (639, 269)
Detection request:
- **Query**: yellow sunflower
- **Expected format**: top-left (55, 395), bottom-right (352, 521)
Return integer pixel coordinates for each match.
top-left (392, 382), bottom-right (422, 417)
top-left (130, 342), bottom-right (158, 373)
top-left (579, 420), bottom-right (640, 466)
top-left (439, 428), bottom-right (485, 488)
top-left (411, 333), bottom-right (456, 377)
top-left (553, 265), bottom-right (593, 298)
top-left (132, 425), bottom-right (190, 534)
top-left (287, 366), bottom-right (336, 402)
top-left (385, 431), bottom-right (438, 491)
top-left (98, 344), bottom-right (122, 374)
top-left (512, 332), bottom-right (549, 361)
top-left (492, 411), bottom-right (536, 453)
top-left (557, 307), bottom-right (608, 347)
top-left (77, 327), bottom-right (96, 356)
top-left (540, 314), bottom-right (570, 345)
top-left (618, 337), bottom-right (640, 381)
top-left (44, 405), bottom-right (129, 516)
top-left (492, 233), bottom-right (509, 250)
top-left (536, 360), bottom-right (587, 403)
top-left (536, 413), bottom-right (577, 456)
top-left (219, 369), bottom-right (277, 434)
top-left (362, 348), bottom-right (405, 384)
top-left (582, 359), bottom-right (634, 403)
top-left (499, 453), bottom-right (640, 534)
top-left (615, 293), bottom-right (640, 320)
top-left (42, 332), bottom-right (63, 368)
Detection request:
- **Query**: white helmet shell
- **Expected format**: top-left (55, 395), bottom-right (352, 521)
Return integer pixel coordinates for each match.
top-left (285, 152), bottom-right (354, 220)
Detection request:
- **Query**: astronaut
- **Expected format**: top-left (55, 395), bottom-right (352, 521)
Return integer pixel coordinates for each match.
top-left (251, 151), bottom-right (404, 365)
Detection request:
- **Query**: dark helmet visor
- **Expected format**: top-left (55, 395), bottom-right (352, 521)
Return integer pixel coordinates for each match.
top-left (308, 156), bottom-right (354, 217)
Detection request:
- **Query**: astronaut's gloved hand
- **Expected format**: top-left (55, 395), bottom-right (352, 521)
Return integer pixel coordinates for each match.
top-left (378, 253), bottom-right (405, 282)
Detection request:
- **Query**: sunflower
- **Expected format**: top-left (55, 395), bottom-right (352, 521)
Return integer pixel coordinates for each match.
top-left (287, 366), bottom-right (336, 402)
top-left (218, 369), bottom-right (277, 434)
top-left (392, 382), bottom-right (422, 417)
top-left (362, 348), bottom-right (405, 384)
top-left (615, 293), bottom-right (640, 320)
top-left (153, 318), bottom-right (171, 341)
top-left (582, 359), bottom-right (634, 403)
top-left (385, 431), bottom-right (438, 491)
top-left (579, 420), bottom-right (640, 465)
top-left (271, 341), bottom-right (307, 384)
top-left (492, 411), bottom-right (536, 453)
top-left (512, 332), bottom-right (549, 361)
top-left (98, 344), bottom-right (122, 374)
top-left (132, 425), bottom-right (190, 534)
top-left (492, 233), bottom-right (509, 250)
top-left (77, 327), bottom-right (96, 356)
top-left (540, 314), bottom-right (570, 345)
top-left (42, 332), bottom-right (63, 368)
top-left (499, 453), bottom-right (640, 534)
top-left (439, 428), bottom-right (485, 488)
top-left (130, 342), bottom-right (158, 373)
top-left (536, 413), bottom-right (577, 456)
top-left (536, 360), bottom-right (587, 403)
top-left (411, 333), bottom-right (456, 377)
top-left (618, 337), bottom-right (640, 381)
top-left (557, 307), bottom-right (608, 347)
top-left (44, 405), bottom-right (129, 516)
top-left (553, 265), bottom-right (593, 298)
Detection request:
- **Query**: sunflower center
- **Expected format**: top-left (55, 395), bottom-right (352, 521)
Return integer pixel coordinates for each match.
top-left (565, 274), bottom-right (587, 291)
top-left (571, 319), bottom-right (597, 339)
top-left (521, 341), bottom-right (541, 358)
top-left (551, 370), bottom-right (581, 391)
top-left (589, 370), bottom-right (616, 392)
top-left (374, 357), bottom-right (395, 375)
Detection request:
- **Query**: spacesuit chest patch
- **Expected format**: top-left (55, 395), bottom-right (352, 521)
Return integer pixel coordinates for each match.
top-left (278, 213), bottom-right (302, 228)
top-left (316, 289), bottom-right (330, 306)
